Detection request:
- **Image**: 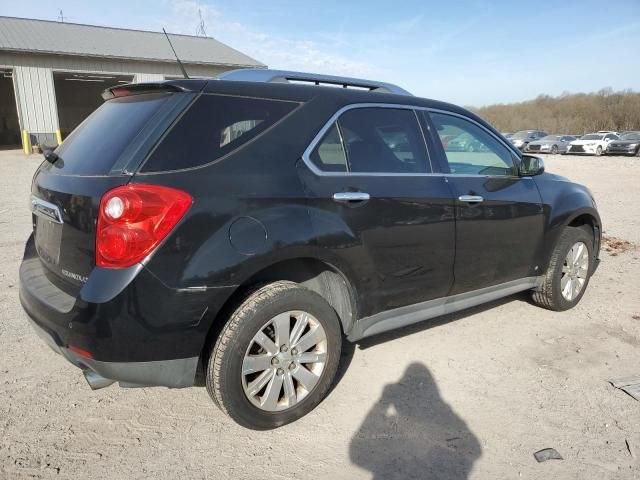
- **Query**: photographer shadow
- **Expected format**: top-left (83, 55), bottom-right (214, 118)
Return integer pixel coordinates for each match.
top-left (349, 362), bottom-right (481, 480)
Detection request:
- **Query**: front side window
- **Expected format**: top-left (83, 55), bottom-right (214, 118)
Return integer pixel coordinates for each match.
top-left (309, 107), bottom-right (430, 174)
top-left (428, 112), bottom-right (516, 176)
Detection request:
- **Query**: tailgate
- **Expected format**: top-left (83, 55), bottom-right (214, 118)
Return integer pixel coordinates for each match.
top-left (28, 89), bottom-right (193, 291)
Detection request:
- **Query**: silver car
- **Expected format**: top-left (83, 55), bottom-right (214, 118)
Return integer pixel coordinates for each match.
top-left (526, 135), bottom-right (576, 154)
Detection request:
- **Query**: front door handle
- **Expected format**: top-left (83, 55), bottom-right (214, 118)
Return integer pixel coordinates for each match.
top-left (333, 192), bottom-right (371, 203)
top-left (458, 195), bottom-right (484, 203)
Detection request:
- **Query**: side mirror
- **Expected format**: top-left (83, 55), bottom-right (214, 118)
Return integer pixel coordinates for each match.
top-left (520, 154), bottom-right (545, 176)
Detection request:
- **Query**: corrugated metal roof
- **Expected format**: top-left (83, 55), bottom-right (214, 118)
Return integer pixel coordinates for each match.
top-left (0, 16), bottom-right (264, 67)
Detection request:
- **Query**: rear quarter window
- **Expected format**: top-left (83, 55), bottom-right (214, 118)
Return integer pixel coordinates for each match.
top-left (140, 94), bottom-right (299, 172)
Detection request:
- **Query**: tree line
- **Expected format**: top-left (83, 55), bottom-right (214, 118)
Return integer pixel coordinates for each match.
top-left (469, 88), bottom-right (640, 135)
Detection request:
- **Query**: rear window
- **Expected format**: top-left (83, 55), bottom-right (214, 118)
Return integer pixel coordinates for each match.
top-left (52, 93), bottom-right (173, 175)
top-left (140, 94), bottom-right (298, 172)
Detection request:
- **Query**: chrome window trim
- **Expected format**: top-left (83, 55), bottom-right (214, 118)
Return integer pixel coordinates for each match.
top-left (301, 102), bottom-right (523, 178)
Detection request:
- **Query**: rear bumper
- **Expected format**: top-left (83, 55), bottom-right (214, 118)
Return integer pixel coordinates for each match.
top-left (19, 235), bottom-right (236, 387)
top-left (27, 315), bottom-right (198, 387)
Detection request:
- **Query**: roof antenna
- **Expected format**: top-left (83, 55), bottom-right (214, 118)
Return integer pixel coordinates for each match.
top-left (162, 28), bottom-right (189, 79)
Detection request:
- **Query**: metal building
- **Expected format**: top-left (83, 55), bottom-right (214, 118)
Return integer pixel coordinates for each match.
top-left (0, 16), bottom-right (264, 150)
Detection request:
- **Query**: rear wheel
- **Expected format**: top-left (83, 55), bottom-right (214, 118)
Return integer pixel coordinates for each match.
top-left (531, 226), bottom-right (594, 311)
top-left (206, 281), bottom-right (342, 430)
top-left (551, 145), bottom-right (559, 155)
top-left (596, 146), bottom-right (603, 156)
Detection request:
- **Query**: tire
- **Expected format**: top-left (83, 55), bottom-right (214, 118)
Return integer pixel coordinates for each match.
top-left (636, 147), bottom-right (640, 157)
top-left (206, 281), bottom-right (342, 430)
top-left (596, 146), bottom-right (603, 156)
top-left (531, 226), bottom-right (594, 311)
top-left (551, 145), bottom-right (559, 155)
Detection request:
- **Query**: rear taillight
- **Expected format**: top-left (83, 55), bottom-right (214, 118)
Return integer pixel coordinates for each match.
top-left (96, 184), bottom-right (192, 268)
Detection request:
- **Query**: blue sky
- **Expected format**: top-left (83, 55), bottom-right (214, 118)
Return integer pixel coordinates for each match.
top-left (3, 0), bottom-right (640, 106)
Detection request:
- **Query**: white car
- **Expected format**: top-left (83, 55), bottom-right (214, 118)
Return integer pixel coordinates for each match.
top-left (566, 132), bottom-right (619, 156)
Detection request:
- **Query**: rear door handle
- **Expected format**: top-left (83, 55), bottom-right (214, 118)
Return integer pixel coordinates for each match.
top-left (458, 195), bottom-right (484, 203)
top-left (333, 192), bottom-right (370, 203)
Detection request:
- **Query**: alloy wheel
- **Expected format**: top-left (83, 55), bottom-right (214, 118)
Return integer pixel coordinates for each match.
top-left (560, 241), bottom-right (589, 301)
top-left (241, 311), bottom-right (328, 412)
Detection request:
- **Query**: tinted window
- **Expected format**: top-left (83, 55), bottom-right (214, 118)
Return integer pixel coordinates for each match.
top-left (338, 108), bottom-right (429, 173)
top-left (53, 93), bottom-right (173, 175)
top-left (310, 123), bottom-right (348, 172)
top-left (621, 132), bottom-right (640, 141)
top-left (142, 94), bottom-right (298, 172)
top-left (429, 112), bottom-right (516, 176)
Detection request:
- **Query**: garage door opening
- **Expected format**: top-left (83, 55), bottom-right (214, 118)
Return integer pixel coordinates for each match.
top-left (0, 69), bottom-right (21, 149)
top-left (54, 72), bottom-right (133, 140)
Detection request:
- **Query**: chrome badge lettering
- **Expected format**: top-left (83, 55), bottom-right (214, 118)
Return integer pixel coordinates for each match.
top-left (61, 269), bottom-right (88, 283)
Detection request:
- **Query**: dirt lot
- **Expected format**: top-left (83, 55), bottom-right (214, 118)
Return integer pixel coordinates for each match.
top-left (1, 149), bottom-right (639, 479)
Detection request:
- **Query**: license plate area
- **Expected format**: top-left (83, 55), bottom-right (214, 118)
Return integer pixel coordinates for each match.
top-left (35, 217), bottom-right (63, 266)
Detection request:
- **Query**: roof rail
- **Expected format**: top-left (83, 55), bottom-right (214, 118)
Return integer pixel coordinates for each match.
top-left (216, 68), bottom-right (412, 96)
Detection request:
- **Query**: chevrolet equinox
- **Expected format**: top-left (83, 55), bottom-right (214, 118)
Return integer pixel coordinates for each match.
top-left (20, 69), bottom-right (601, 429)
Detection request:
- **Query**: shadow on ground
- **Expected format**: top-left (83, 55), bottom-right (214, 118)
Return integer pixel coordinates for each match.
top-left (349, 362), bottom-right (481, 480)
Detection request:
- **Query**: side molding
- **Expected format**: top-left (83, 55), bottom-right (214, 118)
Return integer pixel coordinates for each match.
top-left (348, 277), bottom-right (542, 341)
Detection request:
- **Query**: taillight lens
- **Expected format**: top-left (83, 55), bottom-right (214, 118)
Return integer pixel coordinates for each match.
top-left (96, 184), bottom-right (192, 268)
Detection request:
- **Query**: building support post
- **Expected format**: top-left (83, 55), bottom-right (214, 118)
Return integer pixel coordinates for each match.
top-left (22, 129), bottom-right (31, 155)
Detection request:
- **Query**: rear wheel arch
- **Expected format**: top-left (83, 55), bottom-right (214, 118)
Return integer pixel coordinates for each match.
top-left (199, 257), bottom-right (357, 368)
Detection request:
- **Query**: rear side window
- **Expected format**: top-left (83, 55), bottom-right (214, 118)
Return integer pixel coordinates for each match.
top-left (52, 93), bottom-right (173, 175)
top-left (141, 94), bottom-right (298, 172)
top-left (310, 107), bottom-right (430, 174)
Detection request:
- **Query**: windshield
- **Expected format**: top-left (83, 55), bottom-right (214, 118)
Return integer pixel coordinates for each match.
top-left (621, 132), bottom-right (640, 141)
top-left (539, 135), bottom-right (561, 141)
top-left (580, 134), bottom-right (603, 141)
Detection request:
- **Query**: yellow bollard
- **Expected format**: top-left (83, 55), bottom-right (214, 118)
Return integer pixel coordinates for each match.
top-left (22, 130), bottom-right (31, 155)
top-left (56, 129), bottom-right (63, 146)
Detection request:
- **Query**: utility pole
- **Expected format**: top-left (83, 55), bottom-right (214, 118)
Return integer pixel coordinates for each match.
top-left (196, 9), bottom-right (207, 37)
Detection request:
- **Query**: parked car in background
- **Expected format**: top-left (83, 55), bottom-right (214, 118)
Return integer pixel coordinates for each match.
top-left (597, 130), bottom-right (619, 136)
top-left (526, 135), bottom-right (576, 154)
top-left (447, 132), bottom-right (489, 152)
top-left (509, 130), bottom-right (548, 151)
top-left (567, 132), bottom-right (619, 156)
top-left (606, 131), bottom-right (640, 156)
top-left (501, 132), bottom-right (514, 139)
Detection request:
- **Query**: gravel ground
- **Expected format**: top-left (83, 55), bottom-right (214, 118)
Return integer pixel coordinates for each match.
top-left (1, 150), bottom-right (639, 479)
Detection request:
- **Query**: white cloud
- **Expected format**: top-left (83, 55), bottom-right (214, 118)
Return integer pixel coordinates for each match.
top-left (152, 0), bottom-right (378, 77)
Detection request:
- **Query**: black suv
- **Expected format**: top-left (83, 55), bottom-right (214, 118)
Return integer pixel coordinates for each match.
top-left (20, 69), bottom-right (601, 429)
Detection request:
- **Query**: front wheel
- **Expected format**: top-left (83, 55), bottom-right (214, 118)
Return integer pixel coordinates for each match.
top-left (551, 145), bottom-right (559, 155)
top-left (531, 226), bottom-right (594, 311)
top-left (596, 146), bottom-right (603, 156)
top-left (206, 281), bottom-right (342, 429)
